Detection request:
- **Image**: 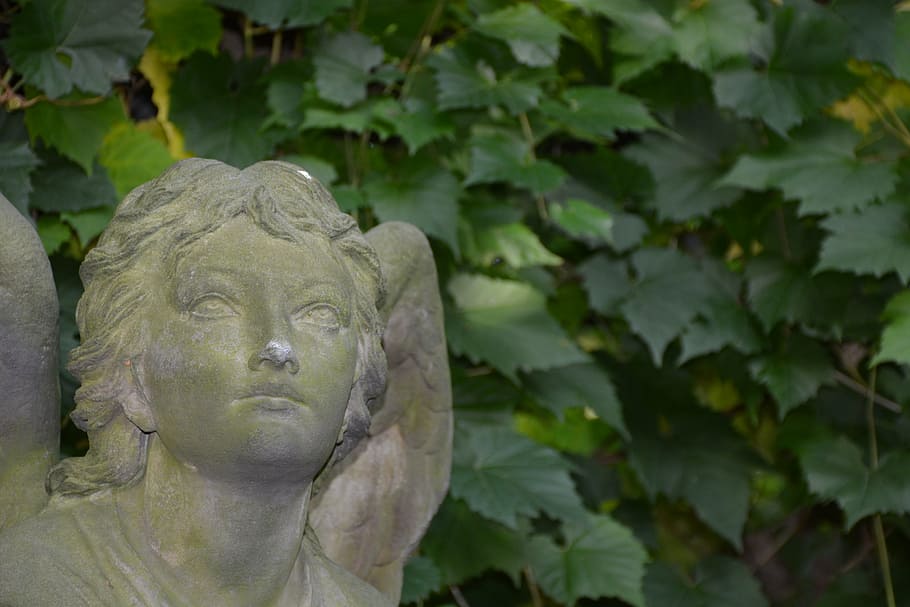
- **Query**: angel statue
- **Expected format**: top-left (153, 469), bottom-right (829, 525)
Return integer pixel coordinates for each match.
top-left (0, 158), bottom-right (452, 607)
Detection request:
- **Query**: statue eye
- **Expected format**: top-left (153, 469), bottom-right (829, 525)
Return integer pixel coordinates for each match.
top-left (189, 294), bottom-right (238, 319)
top-left (294, 303), bottom-right (342, 330)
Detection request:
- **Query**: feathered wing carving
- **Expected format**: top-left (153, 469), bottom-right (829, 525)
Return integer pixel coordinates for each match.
top-left (0, 194), bottom-right (59, 531)
top-left (310, 221), bottom-right (453, 604)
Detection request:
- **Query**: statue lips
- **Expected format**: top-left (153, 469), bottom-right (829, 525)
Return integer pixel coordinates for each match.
top-left (234, 382), bottom-right (306, 414)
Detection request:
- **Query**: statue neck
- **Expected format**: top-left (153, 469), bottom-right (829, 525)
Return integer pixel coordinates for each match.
top-left (117, 437), bottom-right (314, 607)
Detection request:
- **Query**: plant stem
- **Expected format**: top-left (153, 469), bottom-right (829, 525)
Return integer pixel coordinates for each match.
top-left (270, 29), bottom-right (283, 65)
top-left (523, 566), bottom-right (544, 607)
top-left (243, 17), bottom-right (254, 58)
top-left (865, 366), bottom-right (897, 607)
top-left (449, 585), bottom-right (471, 607)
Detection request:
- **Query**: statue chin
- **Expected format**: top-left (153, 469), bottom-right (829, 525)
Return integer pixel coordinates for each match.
top-left (0, 159), bottom-right (452, 607)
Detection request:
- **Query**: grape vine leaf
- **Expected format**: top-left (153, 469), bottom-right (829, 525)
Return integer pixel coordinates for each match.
top-left (540, 86), bottom-right (657, 141)
top-left (522, 362), bottom-right (628, 438)
top-left (625, 133), bottom-right (740, 222)
top-left (679, 299), bottom-right (761, 364)
top-left (644, 558), bottom-right (768, 607)
top-left (816, 201), bottom-right (910, 282)
top-left (446, 274), bottom-right (587, 379)
top-left (146, 0), bottom-right (222, 63)
top-left (399, 556), bottom-right (441, 605)
top-left (749, 334), bottom-right (834, 419)
top-left (37, 216), bottom-right (72, 255)
top-left (549, 198), bottom-right (613, 245)
top-left (720, 121), bottom-right (897, 215)
top-left (587, 0), bottom-right (674, 84)
top-left (99, 123), bottom-right (174, 198)
top-left (671, 0), bottom-right (760, 72)
top-left (3, 0), bottom-right (151, 98)
top-left (462, 221), bottom-right (562, 268)
top-left (29, 154), bottom-right (117, 212)
top-left (362, 159), bottom-right (461, 255)
top-left (208, 0), bottom-right (352, 28)
top-left (24, 96), bottom-right (126, 173)
top-left (475, 4), bottom-right (569, 67)
top-left (746, 257), bottom-right (854, 332)
top-left (421, 498), bottom-right (527, 586)
top-left (628, 403), bottom-right (756, 548)
top-left (427, 48), bottom-right (543, 114)
top-left (873, 290), bottom-right (910, 367)
top-left (578, 253), bottom-right (631, 316)
top-left (0, 142), bottom-right (40, 215)
top-left (527, 514), bottom-right (647, 607)
top-left (620, 248), bottom-right (715, 365)
top-left (450, 422), bottom-right (586, 529)
top-left (465, 130), bottom-right (566, 194)
top-left (391, 99), bottom-right (455, 154)
top-left (796, 435), bottom-right (910, 528)
top-left (170, 54), bottom-right (275, 168)
top-left (61, 206), bottom-right (114, 245)
top-left (713, 1), bottom-right (855, 134)
top-left (312, 31), bottom-right (384, 108)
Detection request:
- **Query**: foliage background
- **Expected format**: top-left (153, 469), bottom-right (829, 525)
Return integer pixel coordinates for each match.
top-left (3, 0), bottom-right (910, 605)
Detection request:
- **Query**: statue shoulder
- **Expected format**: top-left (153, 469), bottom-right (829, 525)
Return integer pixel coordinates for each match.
top-left (304, 534), bottom-right (395, 607)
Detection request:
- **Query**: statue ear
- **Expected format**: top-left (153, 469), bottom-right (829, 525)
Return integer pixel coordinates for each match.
top-left (122, 358), bottom-right (157, 433)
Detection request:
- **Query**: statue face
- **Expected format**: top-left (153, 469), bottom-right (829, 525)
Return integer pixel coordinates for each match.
top-left (138, 217), bottom-right (359, 482)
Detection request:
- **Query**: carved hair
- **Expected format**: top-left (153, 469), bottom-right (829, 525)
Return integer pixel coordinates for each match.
top-left (47, 159), bottom-right (387, 497)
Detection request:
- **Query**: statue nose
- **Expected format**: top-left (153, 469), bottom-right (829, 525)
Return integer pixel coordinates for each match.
top-left (249, 340), bottom-right (300, 374)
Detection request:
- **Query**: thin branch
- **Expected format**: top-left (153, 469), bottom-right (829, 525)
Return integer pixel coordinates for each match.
top-left (450, 585), bottom-right (471, 607)
top-left (524, 566), bottom-right (544, 607)
top-left (270, 29), bottom-right (283, 66)
top-left (866, 368), bottom-right (897, 607)
top-left (834, 371), bottom-right (902, 413)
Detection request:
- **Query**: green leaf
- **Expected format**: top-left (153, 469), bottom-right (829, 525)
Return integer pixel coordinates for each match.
top-left (625, 133), bottom-right (740, 221)
top-left (750, 334), bottom-right (833, 419)
top-left (36, 215), bottom-right (72, 255)
top-left (621, 248), bottom-right (715, 365)
top-left (98, 123), bottom-right (174, 198)
top-left (391, 98), bottom-right (455, 155)
top-left (61, 206), bottom-right (114, 245)
top-left (578, 253), bottom-right (631, 316)
top-left (528, 514), bottom-right (647, 607)
top-left (713, 2), bottom-right (855, 134)
top-left (671, 0), bottom-right (760, 72)
top-left (549, 199), bottom-right (613, 245)
top-left (644, 558), bottom-right (768, 607)
top-left (816, 202), bottom-right (910, 282)
top-left (522, 363), bottom-right (627, 438)
top-left (400, 556), bottom-right (442, 605)
top-left (451, 422), bottom-right (586, 528)
top-left (796, 435), bottom-right (910, 528)
top-left (29, 154), bottom-right (117, 212)
top-left (3, 0), bottom-right (150, 98)
top-left (720, 121), bottom-right (897, 215)
top-left (312, 31), bottom-right (384, 108)
top-left (679, 300), bottom-right (762, 364)
top-left (208, 0), bottom-right (352, 28)
top-left (465, 131), bottom-right (566, 194)
top-left (24, 96), bottom-right (126, 173)
top-left (462, 222), bottom-right (562, 268)
top-left (421, 498), bottom-right (527, 586)
top-left (872, 290), bottom-right (910, 367)
top-left (629, 405), bottom-right (756, 548)
top-left (146, 0), bottom-right (221, 62)
top-left (587, 0), bottom-right (674, 84)
top-left (301, 107), bottom-right (372, 133)
top-left (540, 86), bottom-right (657, 141)
top-left (0, 141), bottom-right (40, 215)
top-left (746, 258), bottom-right (854, 332)
top-left (363, 158), bottom-right (461, 255)
top-left (170, 54), bottom-right (275, 167)
top-left (427, 48), bottom-right (543, 114)
top-left (446, 274), bottom-right (587, 379)
top-left (475, 4), bottom-right (569, 67)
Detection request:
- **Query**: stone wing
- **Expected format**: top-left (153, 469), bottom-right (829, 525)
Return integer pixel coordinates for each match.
top-left (0, 194), bottom-right (59, 531)
top-left (309, 221), bottom-right (452, 605)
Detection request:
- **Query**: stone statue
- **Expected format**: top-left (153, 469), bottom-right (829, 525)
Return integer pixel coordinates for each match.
top-left (0, 159), bottom-right (452, 606)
